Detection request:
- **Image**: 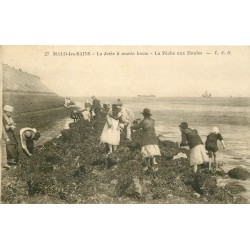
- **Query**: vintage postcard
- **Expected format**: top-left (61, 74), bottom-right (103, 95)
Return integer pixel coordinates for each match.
top-left (1, 45), bottom-right (250, 204)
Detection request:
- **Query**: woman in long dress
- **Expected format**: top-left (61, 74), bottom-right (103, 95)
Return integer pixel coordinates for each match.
top-left (130, 108), bottom-right (161, 172)
top-left (179, 121), bottom-right (209, 173)
top-left (2, 105), bottom-right (18, 164)
top-left (100, 104), bottom-right (122, 154)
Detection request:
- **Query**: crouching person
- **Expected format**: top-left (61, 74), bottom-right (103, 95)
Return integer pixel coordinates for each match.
top-left (20, 128), bottom-right (40, 157)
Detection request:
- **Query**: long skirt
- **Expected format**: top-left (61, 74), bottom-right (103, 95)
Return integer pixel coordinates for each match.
top-left (141, 145), bottom-right (161, 158)
top-left (6, 143), bottom-right (18, 162)
top-left (1, 140), bottom-right (8, 165)
top-left (100, 118), bottom-right (120, 146)
top-left (190, 144), bottom-right (209, 166)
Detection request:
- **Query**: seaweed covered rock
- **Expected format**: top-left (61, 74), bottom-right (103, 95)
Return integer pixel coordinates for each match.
top-left (107, 154), bottom-right (121, 168)
top-left (234, 195), bottom-right (249, 204)
top-left (158, 138), bottom-right (179, 149)
top-left (2, 108), bottom-right (249, 204)
top-left (228, 167), bottom-right (250, 180)
top-left (115, 160), bottom-right (144, 199)
top-left (192, 172), bottom-right (217, 195)
top-left (45, 152), bottom-right (64, 165)
top-left (225, 183), bottom-right (246, 194)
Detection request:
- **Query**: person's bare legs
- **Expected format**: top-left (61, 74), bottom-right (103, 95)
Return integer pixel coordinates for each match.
top-left (108, 144), bottom-right (112, 154)
top-left (143, 157), bottom-right (150, 171)
top-left (152, 157), bottom-right (157, 165)
top-left (213, 152), bottom-right (217, 170)
top-left (152, 157), bottom-right (159, 172)
top-left (209, 157), bottom-right (212, 170)
top-left (192, 165), bottom-right (198, 173)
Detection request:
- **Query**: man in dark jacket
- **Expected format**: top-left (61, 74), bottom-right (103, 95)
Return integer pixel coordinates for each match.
top-left (91, 96), bottom-right (102, 118)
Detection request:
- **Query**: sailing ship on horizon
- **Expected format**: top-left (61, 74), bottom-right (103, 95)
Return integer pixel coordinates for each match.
top-left (202, 90), bottom-right (212, 98)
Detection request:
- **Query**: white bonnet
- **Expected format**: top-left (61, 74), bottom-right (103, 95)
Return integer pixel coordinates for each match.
top-left (3, 105), bottom-right (14, 112)
top-left (212, 127), bottom-right (219, 134)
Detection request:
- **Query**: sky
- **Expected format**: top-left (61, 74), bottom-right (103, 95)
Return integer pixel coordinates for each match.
top-left (1, 45), bottom-right (250, 97)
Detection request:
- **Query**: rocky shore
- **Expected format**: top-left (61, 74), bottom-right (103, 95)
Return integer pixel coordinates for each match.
top-left (2, 113), bottom-right (249, 204)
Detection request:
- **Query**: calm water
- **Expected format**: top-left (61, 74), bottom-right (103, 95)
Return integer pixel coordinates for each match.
top-left (73, 96), bottom-right (250, 200)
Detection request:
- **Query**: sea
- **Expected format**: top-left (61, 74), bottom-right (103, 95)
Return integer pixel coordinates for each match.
top-left (70, 96), bottom-right (250, 200)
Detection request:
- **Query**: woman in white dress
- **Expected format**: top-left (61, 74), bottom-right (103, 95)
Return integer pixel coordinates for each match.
top-left (100, 104), bottom-right (122, 154)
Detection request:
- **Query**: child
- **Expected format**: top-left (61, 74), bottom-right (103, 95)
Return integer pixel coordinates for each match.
top-left (205, 127), bottom-right (226, 170)
top-left (100, 104), bottom-right (122, 154)
top-left (70, 109), bottom-right (82, 122)
top-left (82, 107), bottom-right (91, 122)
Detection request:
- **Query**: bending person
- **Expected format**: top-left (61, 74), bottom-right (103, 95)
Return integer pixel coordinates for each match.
top-left (179, 122), bottom-right (208, 173)
top-left (20, 128), bottom-right (40, 157)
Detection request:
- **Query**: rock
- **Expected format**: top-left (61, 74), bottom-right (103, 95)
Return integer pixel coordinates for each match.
top-left (45, 152), bottom-right (64, 165)
top-left (192, 172), bottom-right (217, 195)
top-left (126, 176), bottom-right (143, 196)
top-left (115, 160), bottom-right (144, 199)
top-left (234, 195), bottom-right (249, 204)
top-left (193, 192), bottom-right (201, 198)
top-left (158, 139), bottom-right (179, 149)
top-left (210, 188), bottom-right (234, 204)
top-left (216, 167), bottom-right (226, 177)
top-left (107, 154), bottom-right (121, 168)
top-left (111, 179), bottom-right (118, 185)
top-left (91, 154), bottom-right (107, 166)
top-left (228, 167), bottom-right (250, 180)
top-left (225, 183), bottom-right (246, 194)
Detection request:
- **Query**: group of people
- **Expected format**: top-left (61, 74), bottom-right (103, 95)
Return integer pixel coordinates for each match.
top-left (69, 96), bottom-right (103, 123)
top-left (1, 105), bottom-right (40, 169)
top-left (179, 122), bottom-right (226, 173)
top-left (2, 97), bottom-right (226, 174)
top-left (98, 99), bottom-right (161, 172)
top-left (98, 97), bottom-right (226, 173)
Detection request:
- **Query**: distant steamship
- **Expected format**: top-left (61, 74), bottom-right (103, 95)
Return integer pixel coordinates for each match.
top-left (137, 94), bottom-right (156, 97)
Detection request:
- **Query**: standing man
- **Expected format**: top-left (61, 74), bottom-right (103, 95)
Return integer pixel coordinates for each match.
top-left (20, 128), bottom-right (40, 157)
top-left (2, 105), bottom-right (18, 164)
top-left (91, 96), bottom-right (102, 118)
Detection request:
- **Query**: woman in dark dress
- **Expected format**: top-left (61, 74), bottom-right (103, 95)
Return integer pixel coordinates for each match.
top-left (179, 121), bottom-right (208, 173)
top-left (2, 105), bottom-right (18, 164)
top-left (131, 108), bottom-right (161, 172)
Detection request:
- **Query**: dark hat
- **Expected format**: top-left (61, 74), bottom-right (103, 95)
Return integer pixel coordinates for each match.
top-left (33, 132), bottom-right (40, 140)
top-left (141, 108), bottom-right (152, 116)
top-left (115, 99), bottom-right (123, 107)
top-left (179, 122), bottom-right (188, 129)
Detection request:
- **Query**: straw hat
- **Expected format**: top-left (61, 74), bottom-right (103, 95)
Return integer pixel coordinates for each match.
top-left (24, 130), bottom-right (33, 138)
top-left (3, 105), bottom-right (14, 112)
top-left (115, 99), bottom-right (123, 107)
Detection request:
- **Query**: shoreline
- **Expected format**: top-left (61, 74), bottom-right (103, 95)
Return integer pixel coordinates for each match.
top-left (1, 113), bottom-right (249, 204)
